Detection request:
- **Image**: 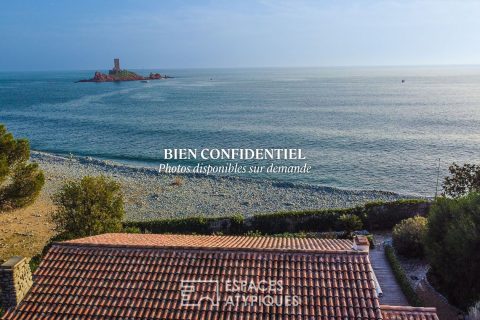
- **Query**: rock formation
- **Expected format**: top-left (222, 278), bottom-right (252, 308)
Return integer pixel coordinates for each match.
top-left (77, 59), bottom-right (170, 82)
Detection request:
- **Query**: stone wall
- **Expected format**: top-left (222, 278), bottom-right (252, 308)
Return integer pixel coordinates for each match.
top-left (0, 256), bottom-right (33, 309)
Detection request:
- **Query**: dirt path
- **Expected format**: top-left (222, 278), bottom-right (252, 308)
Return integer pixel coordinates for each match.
top-left (0, 192), bottom-right (56, 263)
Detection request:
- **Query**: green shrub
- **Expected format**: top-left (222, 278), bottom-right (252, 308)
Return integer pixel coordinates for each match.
top-left (52, 176), bottom-right (124, 239)
top-left (229, 214), bottom-right (245, 234)
top-left (392, 216), bottom-right (427, 257)
top-left (123, 226), bottom-right (142, 234)
top-left (424, 193), bottom-right (480, 309)
top-left (0, 124), bottom-right (44, 211)
top-left (29, 254), bottom-right (42, 273)
top-left (244, 230), bottom-right (263, 237)
top-left (385, 244), bottom-right (422, 307)
top-left (337, 214), bottom-right (363, 234)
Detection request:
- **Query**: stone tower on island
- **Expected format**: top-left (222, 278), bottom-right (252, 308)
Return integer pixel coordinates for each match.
top-left (109, 58), bottom-right (121, 74)
top-left (78, 58), bottom-right (167, 82)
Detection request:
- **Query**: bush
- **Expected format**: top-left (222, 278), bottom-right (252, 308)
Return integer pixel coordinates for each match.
top-left (337, 214), bottom-right (363, 234)
top-left (52, 176), bottom-right (124, 239)
top-left (385, 244), bottom-right (423, 307)
top-left (0, 125), bottom-right (44, 211)
top-left (29, 254), bottom-right (42, 273)
top-left (123, 225), bottom-right (142, 234)
top-left (424, 193), bottom-right (480, 309)
top-left (392, 216), bottom-right (427, 258)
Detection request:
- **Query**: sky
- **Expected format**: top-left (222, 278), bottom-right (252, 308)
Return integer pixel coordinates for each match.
top-left (1, 0), bottom-right (480, 71)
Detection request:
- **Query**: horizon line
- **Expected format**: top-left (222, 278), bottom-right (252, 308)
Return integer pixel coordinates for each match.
top-left (1, 63), bottom-right (480, 73)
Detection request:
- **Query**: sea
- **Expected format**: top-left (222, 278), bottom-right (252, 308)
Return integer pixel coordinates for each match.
top-left (1, 66), bottom-right (480, 197)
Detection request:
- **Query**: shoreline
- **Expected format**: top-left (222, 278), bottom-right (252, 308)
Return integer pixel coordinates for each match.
top-left (30, 150), bottom-right (419, 221)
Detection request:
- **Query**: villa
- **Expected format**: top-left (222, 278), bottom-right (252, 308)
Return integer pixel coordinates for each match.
top-left (1, 234), bottom-right (439, 319)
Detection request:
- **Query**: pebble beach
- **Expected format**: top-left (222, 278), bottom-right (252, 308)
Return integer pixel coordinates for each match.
top-left (31, 151), bottom-right (414, 221)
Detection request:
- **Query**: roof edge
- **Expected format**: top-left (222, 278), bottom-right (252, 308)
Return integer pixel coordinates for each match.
top-left (52, 241), bottom-right (369, 255)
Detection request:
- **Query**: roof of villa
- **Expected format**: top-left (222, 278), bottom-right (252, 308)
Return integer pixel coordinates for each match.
top-left (64, 233), bottom-right (355, 252)
top-left (381, 305), bottom-right (440, 320)
top-left (2, 234), bottom-right (439, 320)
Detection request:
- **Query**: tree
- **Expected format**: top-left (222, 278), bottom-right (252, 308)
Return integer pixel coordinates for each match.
top-left (52, 176), bottom-right (125, 239)
top-left (0, 124), bottom-right (44, 211)
top-left (443, 163), bottom-right (480, 198)
top-left (424, 193), bottom-right (480, 309)
top-left (392, 216), bottom-right (427, 257)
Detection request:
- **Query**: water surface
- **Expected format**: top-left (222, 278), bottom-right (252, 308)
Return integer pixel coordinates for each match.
top-left (1, 66), bottom-right (480, 196)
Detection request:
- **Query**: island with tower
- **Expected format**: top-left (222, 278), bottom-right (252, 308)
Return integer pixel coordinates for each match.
top-left (78, 58), bottom-right (170, 82)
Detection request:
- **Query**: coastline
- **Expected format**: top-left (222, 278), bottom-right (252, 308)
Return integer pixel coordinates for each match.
top-left (30, 150), bottom-right (418, 221)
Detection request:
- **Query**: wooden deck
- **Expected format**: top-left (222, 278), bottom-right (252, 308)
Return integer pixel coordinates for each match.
top-left (369, 243), bottom-right (409, 306)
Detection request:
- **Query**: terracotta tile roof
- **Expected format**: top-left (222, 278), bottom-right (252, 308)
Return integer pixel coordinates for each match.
top-left (381, 305), bottom-right (440, 320)
top-left (2, 234), bottom-right (439, 320)
top-left (64, 233), bottom-right (355, 253)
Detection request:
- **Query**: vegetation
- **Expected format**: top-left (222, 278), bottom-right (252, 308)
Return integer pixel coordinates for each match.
top-left (443, 163), bottom-right (480, 198)
top-left (337, 213), bottom-right (363, 235)
top-left (392, 216), bottom-right (427, 258)
top-left (124, 199), bottom-right (429, 235)
top-left (468, 301), bottom-right (480, 320)
top-left (384, 244), bottom-right (423, 307)
top-left (52, 176), bottom-right (124, 239)
top-left (424, 193), bottom-right (480, 309)
top-left (363, 199), bottom-right (429, 230)
top-left (115, 70), bottom-right (138, 77)
top-left (0, 125), bottom-right (44, 211)
top-left (366, 234), bottom-right (375, 249)
top-left (29, 255), bottom-right (42, 273)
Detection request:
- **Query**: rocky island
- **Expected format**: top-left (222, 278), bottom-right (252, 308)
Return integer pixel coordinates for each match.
top-left (77, 58), bottom-right (170, 82)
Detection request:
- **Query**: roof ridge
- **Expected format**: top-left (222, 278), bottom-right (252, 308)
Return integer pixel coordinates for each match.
top-left (381, 305), bottom-right (438, 313)
top-left (54, 241), bottom-right (368, 255)
top-left (66, 233), bottom-right (355, 240)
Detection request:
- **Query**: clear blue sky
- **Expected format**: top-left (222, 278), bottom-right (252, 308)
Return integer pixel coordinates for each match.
top-left (1, 0), bottom-right (479, 71)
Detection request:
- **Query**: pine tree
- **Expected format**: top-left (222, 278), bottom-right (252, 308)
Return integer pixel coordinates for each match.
top-left (0, 124), bottom-right (44, 210)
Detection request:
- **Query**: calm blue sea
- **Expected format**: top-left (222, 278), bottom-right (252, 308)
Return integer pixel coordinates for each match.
top-left (1, 66), bottom-right (480, 196)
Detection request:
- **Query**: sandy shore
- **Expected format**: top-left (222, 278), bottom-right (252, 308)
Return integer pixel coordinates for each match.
top-left (31, 151), bottom-right (414, 221)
